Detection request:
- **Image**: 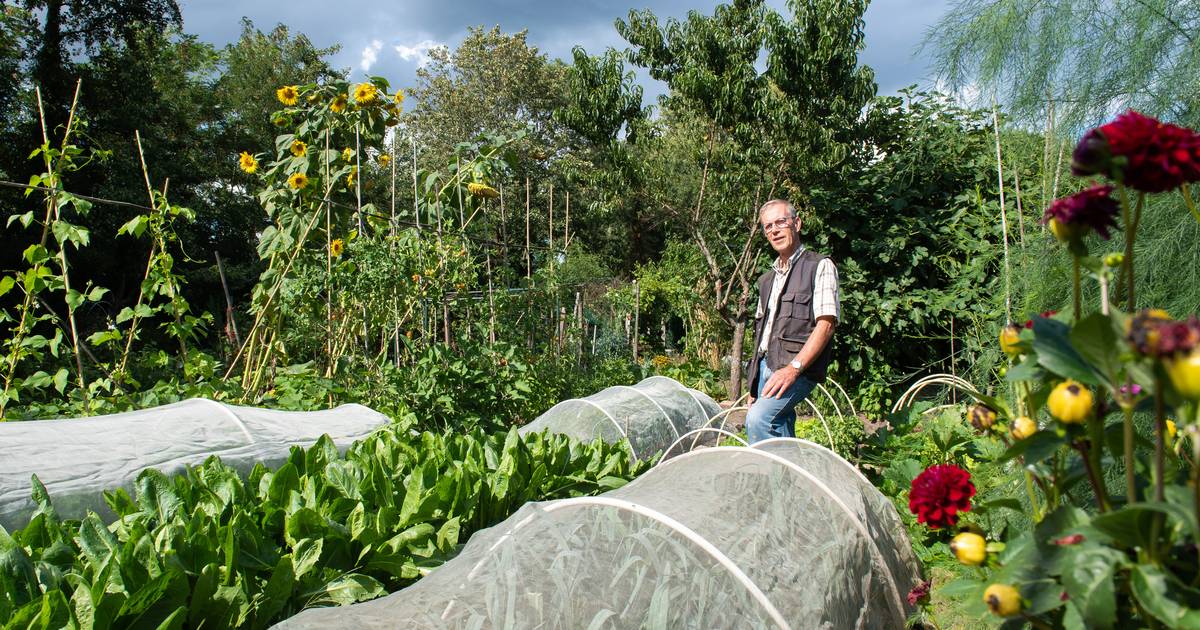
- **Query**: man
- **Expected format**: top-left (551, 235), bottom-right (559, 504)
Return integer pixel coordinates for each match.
top-left (745, 199), bottom-right (840, 443)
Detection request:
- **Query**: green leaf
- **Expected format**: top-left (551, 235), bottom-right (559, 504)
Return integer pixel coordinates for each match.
top-left (51, 368), bottom-right (68, 394)
top-left (1131, 564), bottom-right (1200, 628)
top-left (290, 538), bottom-right (323, 580)
top-left (77, 513), bottom-right (119, 568)
top-left (0, 276), bottom-right (14, 298)
top-left (310, 574), bottom-right (385, 606)
top-left (1069, 313), bottom-right (1122, 387)
top-left (1000, 429), bottom-right (1065, 464)
top-left (136, 470), bottom-right (182, 525)
top-left (1033, 317), bottom-right (1102, 385)
top-left (1060, 546), bottom-right (1121, 628)
top-left (257, 555), bottom-right (295, 624)
top-left (1090, 505), bottom-right (1158, 550)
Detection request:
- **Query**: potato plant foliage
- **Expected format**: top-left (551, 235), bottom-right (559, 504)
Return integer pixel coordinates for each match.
top-left (0, 423), bottom-right (645, 629)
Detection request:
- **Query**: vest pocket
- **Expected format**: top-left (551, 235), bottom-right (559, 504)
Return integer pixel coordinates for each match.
top-left (778, 293), bottom-right (811, 322)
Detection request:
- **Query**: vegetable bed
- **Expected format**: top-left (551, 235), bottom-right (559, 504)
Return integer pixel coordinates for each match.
top-left (0, 420), bottom-right (645, 629)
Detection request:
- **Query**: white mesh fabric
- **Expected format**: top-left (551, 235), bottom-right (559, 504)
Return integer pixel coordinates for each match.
top-left (0, 399), bottom-right (389, 530)
top-left (519, 376), bottom-right (723, 462)
top-left (276, 445), bottom-right (914, 629)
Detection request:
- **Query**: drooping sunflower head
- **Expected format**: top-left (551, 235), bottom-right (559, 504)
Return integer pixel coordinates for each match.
top-left (238, 151), bottom-right (258, 174)
top-left (330, 94), bottom-right (348, 114)
top-left (290, 140), bottom-right (307, 158)
top-left (353, 82), bottom-right (378, 105)
top-left (276, 85), bottom-right (299, 106)
top-left (346, 166), bottom-right (358, 187)
top-left (467, 182), bottom-right (500, 199)
top-left (378, 153), bottom-right (391, 167)
top-left (341, 147), bottom-right (354, 162)
top-left (287, 173), bottom-right (309, 190)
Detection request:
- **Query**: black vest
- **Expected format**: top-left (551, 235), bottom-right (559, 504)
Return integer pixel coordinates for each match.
top-left (747, 249), bottom-right (834, 397)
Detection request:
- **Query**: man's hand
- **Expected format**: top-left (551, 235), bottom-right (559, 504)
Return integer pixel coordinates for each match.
top-left (760, 365), bottom-right (800, 399)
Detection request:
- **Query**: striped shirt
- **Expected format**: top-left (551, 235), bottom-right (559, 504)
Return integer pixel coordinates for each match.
top-left (757, 247), bottom-right (840, 354)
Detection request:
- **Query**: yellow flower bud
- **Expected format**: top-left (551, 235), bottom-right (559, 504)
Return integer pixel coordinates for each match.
top-left (950, 532), bottom-right (987, 566)
top-left (1048, 379), bottom-right (1093, 424)
top-left (984, 584), bottom-right (1023, 617)
top-left (968, 404), bottom-right (998, 432)
top-left (1010, 416), bottom-right (1037, 440)
top-left (999, 325), bottom-right (1022, 357)
top-left (1048, 218), bottom-right (1080, 243)
top-left (1166, 419), bottom-right (1177, 442)
top-left (1165, 350), bottom-right (1200, 400)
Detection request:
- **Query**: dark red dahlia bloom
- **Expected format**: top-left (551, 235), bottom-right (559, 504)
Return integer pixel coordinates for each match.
top-left (1041, 184), bottom-right (1120, 240)
top-left (1075, 110), bottom-right (1200, 192)
top-left (907, 580), bottom-right (932, 606)
top-left (1157, 317), bottom-right (1200, 356)
top-left (908, 464), bottom-right (975, 529)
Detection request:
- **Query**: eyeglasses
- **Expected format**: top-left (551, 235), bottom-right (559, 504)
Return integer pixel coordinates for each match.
top-left (761, 217), bottom-right (793, 234)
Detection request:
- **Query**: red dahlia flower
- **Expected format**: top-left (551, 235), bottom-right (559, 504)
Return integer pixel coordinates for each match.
top-left (1157, 316), bottom-right (1200, 356)
top-left (907, 580), bottom-right (932, 606)
top-left (1041, 184), bottom-right (1120, 241)
top-left (1072, 110), bottom-right (1200, 193)
top-left (908, 464), bottom-right (975, 529)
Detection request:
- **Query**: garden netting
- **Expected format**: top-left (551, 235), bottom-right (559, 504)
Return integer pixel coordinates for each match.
top-left (519, 375), bottom-right (723, 461)
top-left (276, 437), bottom-right (921, 629)
top-left (0, 399), bottom-right (389, 530)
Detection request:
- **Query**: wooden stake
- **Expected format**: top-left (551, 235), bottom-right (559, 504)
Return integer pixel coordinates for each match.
top-left (525, 177), bottom-right (531, 278)
top-left (632, 279), bottom-right (640, 362)
top-left (215, 251), bottom-right (240, 346)
top-left (412, 130), bottom-right (420, 231)
top-left (548, 183), bottom-right (554, 255)
top-left (564, 190), bottom-right (570, 250)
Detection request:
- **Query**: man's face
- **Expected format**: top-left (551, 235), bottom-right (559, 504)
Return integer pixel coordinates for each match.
top-left (760, 204), bottom-right (799, 255)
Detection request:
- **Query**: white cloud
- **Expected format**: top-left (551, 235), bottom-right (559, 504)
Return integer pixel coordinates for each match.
top-left (360, 39), bottom-right (383, 72)
top-left (394, 40), bottom-right (443, 67)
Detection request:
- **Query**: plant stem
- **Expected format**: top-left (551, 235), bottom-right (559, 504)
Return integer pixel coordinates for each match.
top-left (1183, 183), bottom-right (1200, 224)
top-left (1115, 183), bottom-right (1141, 310)
top-left (1123, 400), bottom-right (1137, 503)
top-left (1072, 256), bottom-right (1082, 322)
top-left (1074, 440), bottom-right (1109, 512)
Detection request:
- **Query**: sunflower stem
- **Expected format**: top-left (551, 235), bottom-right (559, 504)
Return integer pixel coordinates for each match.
top-left (1123, 400), bottom-right (1137, 503)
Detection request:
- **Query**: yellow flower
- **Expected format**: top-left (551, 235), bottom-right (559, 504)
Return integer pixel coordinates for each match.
top-left (353, 82), bottom-right (378, 104)
top-left (330, 94), bottom-right (348, 113)
top-left (411, 273), bottom-right (421, 283)
top-left (1167, 419), bottom-right (1178, 442)
top-left (346, 166), bottom-right (357, 187)
top-left (289, 140), bottom-right (307, 158)
top-left (1048, 379), bottom-right (1093, 424)
top-left (1165, 350), bottom-right (1200, 400)
top-left (393, 89), bottom-right (405, 106)
top-left (652, 355), bottom-right (671, 370)
top-left (287, 173), bottom-right (308, 190)
top-left (1010, 416), bottom-right (1037, 440)
top-left (342, 147), bottom-right (354, 162)
top-left (330, 238), bottom-right (345, 258)
top-left (999, 325), bottom-right (1021, 357)
top-left (378, 153), bottom-right (391, 167)
top-left (276, 85), bottom-right (299, 106)
top-left (238, 151), bottom-right (258, 174)
top-left (950, 532), bottom-right (986, 566)
top-left (467, 182), bottom-right (500, 199)
top-left (984, 584), bottom-right (1022, 617)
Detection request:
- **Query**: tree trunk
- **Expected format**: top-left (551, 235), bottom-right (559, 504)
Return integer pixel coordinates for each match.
top-left (729, 319), bottom-right (745, 401)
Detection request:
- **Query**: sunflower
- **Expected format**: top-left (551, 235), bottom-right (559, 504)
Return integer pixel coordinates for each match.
top-left (467, 182), bottom-right (500, 199)
top-left (330, 94), bottom-right (348, 114)
top-left (288, 173), bottom-right (309, 190)
top-left (353, 82), bottom-right (378, 104)
top-left (378, 153), bottom-right (391, 167)
top-left (342, 147), bottom-right (354, 162)
top-left (276, 85), bottom-right (299, 106)
top-left (330, 238), bottom-right (345, 258)
top-left (238, 151), bottom-right (258, 174)
top-left (393, 89), bottom-right (405, 106)
top-left (346, 166), bottom-right (357, 187)
top-left (290, 140), bottom-right (307, 157)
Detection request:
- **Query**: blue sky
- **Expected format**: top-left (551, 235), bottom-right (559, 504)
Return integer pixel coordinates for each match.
top-left (179, 0), bottom-right (952, 101)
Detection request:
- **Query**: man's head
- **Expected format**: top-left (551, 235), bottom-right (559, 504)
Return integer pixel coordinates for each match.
top-left (759, 199), bottom-right (800, 257)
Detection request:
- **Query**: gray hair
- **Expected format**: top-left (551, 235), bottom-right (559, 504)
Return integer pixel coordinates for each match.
top-left (758, 199), bottom-right (797, 220)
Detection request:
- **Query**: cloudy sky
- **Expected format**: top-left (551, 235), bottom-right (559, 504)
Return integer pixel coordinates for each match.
top-left (179, 0), bottom-right (953, 102)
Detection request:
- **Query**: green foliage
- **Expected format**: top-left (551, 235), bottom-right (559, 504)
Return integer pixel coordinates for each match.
top-left (0, 423), bottom-right (647, 628)
top-left (925, 0), bottom-right (1200, 130)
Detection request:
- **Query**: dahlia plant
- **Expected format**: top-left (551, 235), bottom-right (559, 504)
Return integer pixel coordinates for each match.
top-left (913, 111), bottom-right (1200, 627)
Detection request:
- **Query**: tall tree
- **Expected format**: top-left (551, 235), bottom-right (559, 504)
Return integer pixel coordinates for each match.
top-left (924, 0), bottom-right (1200, 129)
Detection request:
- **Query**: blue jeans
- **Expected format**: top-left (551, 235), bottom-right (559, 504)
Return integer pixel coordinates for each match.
top-left (746, 357), bottom-right (817, 444)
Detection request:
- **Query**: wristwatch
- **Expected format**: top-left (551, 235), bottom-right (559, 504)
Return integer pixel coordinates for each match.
top-left (790, 358), bottom-right (803, 371)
